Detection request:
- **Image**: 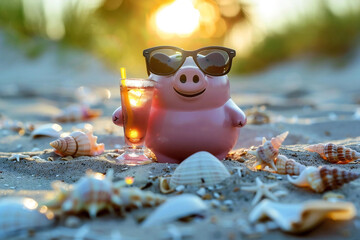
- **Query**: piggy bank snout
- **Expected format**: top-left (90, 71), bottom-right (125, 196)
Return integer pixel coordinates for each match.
top-left (173, 67), bottom-right (207, 95)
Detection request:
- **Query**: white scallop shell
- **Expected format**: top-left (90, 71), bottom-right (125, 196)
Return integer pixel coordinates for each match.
top-left (169, 151), bottom-right (231, 188)
top-left (142, 194), bottom-right (208, 227)
top-left (0, 197), bottom-right (54, 238)
top-left (31, 123), bottom-right (62, 138)
top-left (249, 199), bottom-right (356, 233)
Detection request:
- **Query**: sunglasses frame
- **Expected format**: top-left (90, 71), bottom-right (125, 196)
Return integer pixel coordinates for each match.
top-left (143, 46), bottom-right (236, 76)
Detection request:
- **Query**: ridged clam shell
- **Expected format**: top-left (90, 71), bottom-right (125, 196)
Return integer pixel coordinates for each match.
top-left (249, 199), bottom-right (356, 233)
top-left (169, 151), bottom-right (231, 188)
top-left (0, 197), bottom-right (54, 238)
top-left (50, 131), bottom-right (104, 157)
top-left (142, 194), bottom-right (208, 227)
top-left (45, 169), bottom-right (165, 218)
top-left (288, 166), bottom-right (360, 193)
top-left (249, 131), bottom-right (289, 171)
top-left (275, 155), bottom-right (306, 175)
top-left (53, 104), bottom-right (102, 122)
top-left (305, 143), bottom-right (360, 164)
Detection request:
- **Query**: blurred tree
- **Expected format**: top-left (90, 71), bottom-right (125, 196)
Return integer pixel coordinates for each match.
top-left (0, 0), bottom-right (359, 75)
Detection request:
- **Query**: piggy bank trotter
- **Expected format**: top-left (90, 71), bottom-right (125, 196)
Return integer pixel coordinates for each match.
top-left (142, 46), bottom-right (246, 163)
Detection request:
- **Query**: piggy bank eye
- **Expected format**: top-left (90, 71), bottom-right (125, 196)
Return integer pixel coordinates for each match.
top-left (149, 51), bottom-right (183, 75)
top-left (197, 50), bottom-right (230, 76)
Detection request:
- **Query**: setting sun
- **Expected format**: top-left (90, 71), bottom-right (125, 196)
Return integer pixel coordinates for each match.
top-left (155, 0), bottom-right (200, 36)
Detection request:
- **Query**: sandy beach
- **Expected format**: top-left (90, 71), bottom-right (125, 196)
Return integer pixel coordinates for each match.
top-left (1, 42), bottom-right (360, 239)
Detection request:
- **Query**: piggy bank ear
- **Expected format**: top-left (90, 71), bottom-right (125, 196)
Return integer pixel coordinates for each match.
top-left (149, 53), bottom-right (180, 74)
top-left (197, 52), bottom-right (227, 74)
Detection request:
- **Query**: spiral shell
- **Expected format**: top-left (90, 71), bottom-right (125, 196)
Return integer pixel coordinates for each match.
top-left (53, 104), bottom-right (102, 122)
top-left (275, 155), bottom-right (306, 175)
top-left (249, 131), bottom-right (289, 171)
top-left (50, 131), bottom-right (104, 157)
top-left (169, 151), bottom-right (231, 188)
top-left (0, 197), bottom-right (54, 238)
top-left (45, 169), bottom-right (165, 218)
top-left (305, 143), bottom-right (360, 164)
top-left (288, 166), bottom-right (360, 193)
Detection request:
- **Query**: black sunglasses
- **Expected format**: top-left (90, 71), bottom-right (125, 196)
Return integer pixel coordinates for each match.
top-left (143, 46), bottom-right (236, 76)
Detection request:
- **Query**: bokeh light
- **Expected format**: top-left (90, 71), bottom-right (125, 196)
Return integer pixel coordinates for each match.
top-left (154, 0), bottom-right (200, 37)
top-left (125, 176), bottom-right (134, 185)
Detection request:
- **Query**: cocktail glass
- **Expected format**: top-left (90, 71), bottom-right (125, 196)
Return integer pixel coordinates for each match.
top-left (116, 78), bottom-right (155, 165)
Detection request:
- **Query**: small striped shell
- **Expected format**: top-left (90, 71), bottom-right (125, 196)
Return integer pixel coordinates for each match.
top-left (159, 177), bottom-right (175, 194)
top-left (169, 151), bottom-right (231, 188)
top-left (288, 166), bottom-right (360, 193)
top-left (45, 169), bottom-right (165, 218)
top-left (249, 131), bottom-right (289, 171)
top-left (305, 143), bottom-right (360, 164)
top-left (50, 131), bottom-right (104, 157)
top-left (0, 197), bottom-right (54, 238)
top-left (275, 155), bottom-right (306, 175)
top-left (53, 104), bottom-right (102, 122)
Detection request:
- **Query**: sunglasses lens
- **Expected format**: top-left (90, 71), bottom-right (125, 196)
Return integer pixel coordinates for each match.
top-left (148, 49), bottom-right (183, 75)
top-left (197, 49), bottom-right (230, 76)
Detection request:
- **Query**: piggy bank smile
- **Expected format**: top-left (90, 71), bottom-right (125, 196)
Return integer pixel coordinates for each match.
top-left (173, 87), bottom-right (206, 98)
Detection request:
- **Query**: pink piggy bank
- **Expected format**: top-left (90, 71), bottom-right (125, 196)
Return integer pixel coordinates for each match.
top-left (113, 46), bottom-right (246, 163)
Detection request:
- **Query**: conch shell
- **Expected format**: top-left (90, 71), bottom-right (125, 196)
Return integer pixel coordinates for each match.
top-left (288, 166), bottom-right (360, 193)
top-left (50, 131), bottom-right (104, 157)
top-left (248, 131), bottom-right (289, 171)
top-left (305, 143), bottom-right (360, 164)
top-left (249, 199), bottom-right (356, 233)
top-left (53, 104), bottom-right (101, 122)
top-left (45, 169), bottom-right (165, 218)
top-left (169, 151), bottom-right (231, 188)
top-left (275, 155), bottom-right (306, 175)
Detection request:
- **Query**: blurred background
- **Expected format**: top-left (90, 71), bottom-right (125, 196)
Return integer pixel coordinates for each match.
top-left (0, 0), bottom-right (360, 151)
top-left (1, 0), bottom-right (360, 76)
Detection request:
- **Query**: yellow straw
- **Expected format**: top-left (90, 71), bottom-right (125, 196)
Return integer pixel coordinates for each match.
top-left (120, 67), bottom-right (134, 138)
top-left (121, 67), bottom-right (127, 80)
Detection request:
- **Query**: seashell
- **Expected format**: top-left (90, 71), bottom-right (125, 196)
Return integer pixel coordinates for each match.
top-left (0, 197), bottom-right (54, 238)
top-left (288, 166), bottom-right (360, 193)
top-left (31, 123), bottom-right (62, 138)
top-left (248, 131), bottom-right (289, 171)
top-left (249, 199), bottom-right (356, 233)
top-left (142, 194), bottom-right (208, 227)
top-left (116, 187), bottom-right (166, 210)
top-left (159, 177), bottom-right (175, 194)
top-left (0, 119), bottom-right (24, 133)
top-left (53, 104), bottom-right (102, 122)
top-left (45, 169), bottom-right (165, 218)
top-left (275, 155), bottom-right (306, 175)
top-left (305, 143), bottom-right (360, 164)
top-left (50, 131), bottom-right (104, 157)
top-left (169, 151), bottom-right (230, 188)
top-left (245, 106), bottom-right (270, 125)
